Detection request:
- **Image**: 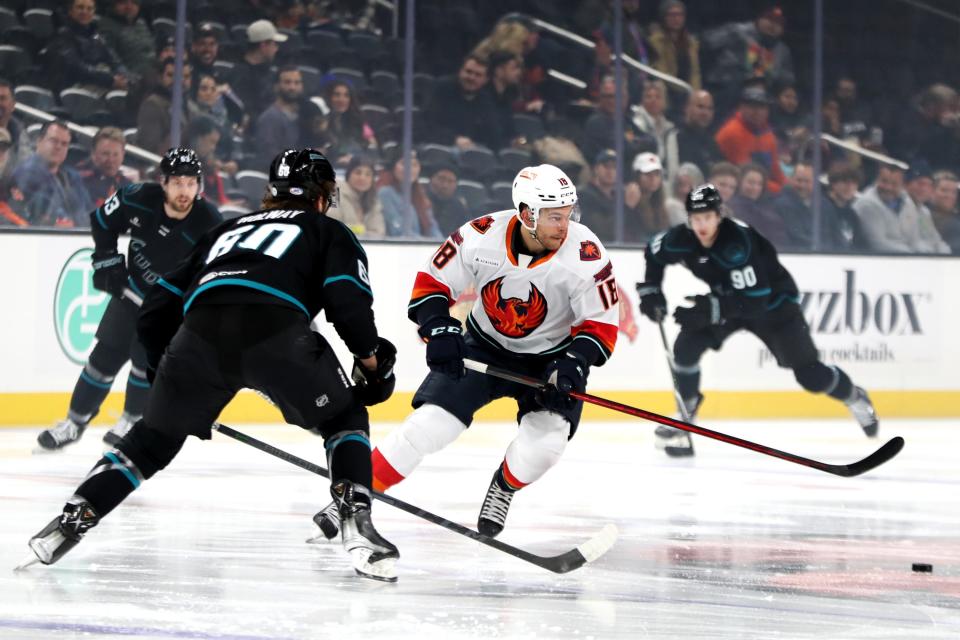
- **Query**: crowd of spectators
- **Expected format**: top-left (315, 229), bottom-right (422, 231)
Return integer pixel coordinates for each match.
top-left (0, 0), bottom-right (956, 256)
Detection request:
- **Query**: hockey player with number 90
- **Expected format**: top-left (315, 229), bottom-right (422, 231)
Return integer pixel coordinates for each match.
top-left (312, 164), bottom-right (620, 541)
top-left (636, 183), bottom-right (879, 456)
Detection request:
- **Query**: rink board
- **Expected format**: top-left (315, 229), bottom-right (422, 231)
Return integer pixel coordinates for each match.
top-left (1, 231), bottom-right (957, 424)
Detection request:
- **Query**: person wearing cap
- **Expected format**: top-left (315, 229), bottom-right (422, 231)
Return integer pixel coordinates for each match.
top-left (627, 151), bottom-right (677, 244)
top-left (425, 161), bottom-right (469, 236)
top-left (714, 84), bottom-right (787, 193)
top-left (904, 163), bottom-right (952, 254)
top-left (577, 149), bottom-right (620, 242)
top-left (98, 0), bottom-right (156, 80)
top-left (191, 23), bottom-right (224, 87)
top-left (646, 1), bottom-right (701, 91)
top-left (229, 19), bottom-right (288, 124)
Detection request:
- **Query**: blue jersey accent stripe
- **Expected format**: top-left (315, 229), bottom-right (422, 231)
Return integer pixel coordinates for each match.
top-left (184, 279), bottom-right (309, 317)
top-left (127, 376), bottom-right (151, 389)
top-left (126, 277), bottom-right (144, 297)
top-left (182, 231), bottom-right (196, 245)
top-left (95, 207), bottom-right (108, 229)
top-left (743, 287), bottom-right (772, 297)
top-left (408, 293), bottom-right (448, 310)
top-left (105, 452), bottom-right (141, 489)
top-left (158, 277), bottom-right (184, 297)
top-left (323, 274), bottom-right (373, 297)
top-left (573, 333), bottom-right (611, 357)
top-left (80, 371), bottom-right (112, 389)
top-left (767, 293), bottom-right (800, 310)
top-left (325, 433), bottom-right (371, 451)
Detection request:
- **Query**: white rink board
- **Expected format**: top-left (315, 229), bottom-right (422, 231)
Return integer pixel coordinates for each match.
top-left (0, 232), bottom-right (957, 394)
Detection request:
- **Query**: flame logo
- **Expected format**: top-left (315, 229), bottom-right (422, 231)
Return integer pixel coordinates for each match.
top-left (481, 277), bottom-right (549, 338)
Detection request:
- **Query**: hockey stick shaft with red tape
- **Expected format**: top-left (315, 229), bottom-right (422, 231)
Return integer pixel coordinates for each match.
top-left (462, 358), bottom-right (903, 478)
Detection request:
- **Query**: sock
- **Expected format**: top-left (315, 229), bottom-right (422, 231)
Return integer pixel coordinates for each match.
top-left (74, 449), bottom-right (143, 517)
top-left (123, 371), bottom-right (150, 417)
top-left (498, 461), bottom-right (524, 492)
top-left (326, 431), bottom-right (372, 503)
top-left (371, 448), bottom-right (405, 493)
top-left (67, 366), bottom-right (114, 424)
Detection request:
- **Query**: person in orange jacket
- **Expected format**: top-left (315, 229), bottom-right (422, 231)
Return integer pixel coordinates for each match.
top-left (714, 85), bottom-right (786, 193)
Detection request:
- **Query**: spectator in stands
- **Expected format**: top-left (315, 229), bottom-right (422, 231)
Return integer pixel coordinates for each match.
top-left (186, 116), bottom-right (241, 208)
top-left (377, 149), bottom-right (440, 239)
top-left (136, 56), bottom-right (193, 155)
top-left (628, 152), bottom-right (675, 242)
top-left (820, 161), bottom-right (866, 252)
top-left (707, 160), bottom-right (741, 206)
top-left (322, 80), bottom-right (377, 166)
top-left (853, 164), bottom-right (950, 254)
top-left (11, 120), bottom-right (93, 227)
top-left (487, 50), bottom-right (523, 146)
top-left (591, 0), bottom-right (648, 101)
top-left (581, 75), bottom-right (656, 171)
top-left (632, 79), bottom-right (675, 160)
top-left (46, 0), bottom-right (129, 94)
top-left (97, 0), bottom-right (155, 81)
top-left (329, 155), bottom-right (384, 238)
top-left (191, 23), bottom-right (225, 85)
top-left (930, 170), bottom-right (960, 253)
top-left (701, 4), bottom-right (795, 115)
top-left (663, 89), bottom-right (721, 188)
top-left (424, 54), bottom-right (504, 151)
top-left (472, 14), bottom-right (548, 114)
top-left (894, 84), bottom-right (960, 172)
top-left (0, 79), bottom-right (23, 159)
top-left (231, 20), bottom-right (287, 126)
top-left (299, 96), bottom-right (335, 158)
top-left (75, 126), bottom-right (130, 207)
top-left (769, 81), bottom-right (804, 142)
top-left (774, 160), bottom-right (815, 250)
top-left (671, 161), bottom-right (704, 204)
top-left (255, 66), bottom-right (304, 167)
top-left (192, 72), bottom-right (242, 161)
top-left (0, 128), bottom-right (27, 227)
top-left (426, 161), bottom-right (469, 236)
top-left (272, 0), bottom-right (307, 30)
top-left (727, 162), bottom-right (786, 247)
top-left (646, 1), bottom-right (701, 91)
top-left (905, 163), bottom-right (934, 211)
top-left (715, 85), bottom-right (786, 193)
top-left (307, 0), bottom-right (382, 35)
top-left (833, 76), bottom-right (873, 143)
top-left (577, 149), bottom-right (620, 243)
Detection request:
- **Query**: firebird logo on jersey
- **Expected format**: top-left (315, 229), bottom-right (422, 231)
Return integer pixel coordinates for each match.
top-left (481, 277), bottom-right (548, 338)
top-left (470, 216), bottom-right (495, 234)
top-left (580, 240), bottom-right (601, 261)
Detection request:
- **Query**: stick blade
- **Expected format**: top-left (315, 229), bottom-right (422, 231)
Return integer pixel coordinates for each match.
top-left (541, 524), bottom-right (619, 574)
top-left (832, 436), bottom-right (905, 477)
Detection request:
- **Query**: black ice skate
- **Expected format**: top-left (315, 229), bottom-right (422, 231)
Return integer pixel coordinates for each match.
top-left (846, 386), bottom-right (879, 438)
top-left (477, 470), bottom-right (516, 538)
top-left (655, 394), bottom-right (701, 457)
top-left (103, 413), bottom-right (140, 447)
top-left (17, 498), bottom-right (100, 570)
top-left (36, 418), bottom-right (86, 451)
top-left (330, 480), bottom-right (398, 582)
top-left (306, 500), bottom-right (341, 543)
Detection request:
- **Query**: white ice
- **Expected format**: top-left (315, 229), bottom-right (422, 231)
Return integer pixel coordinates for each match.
top-left (1, 419), bottom-right (958, 639)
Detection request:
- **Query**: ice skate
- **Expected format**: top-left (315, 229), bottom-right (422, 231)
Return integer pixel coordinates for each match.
top-left (19, 499), bottom-right (100, 569)
top-left (36, 418), bottom-right (86, 452)
top-left (306, 500), bottom-right (340, 543)
top-left (655, 394), bottom-right (701, 457)
top-left (477, 470), bottom-right (516, 538)
top-left (846, 386), bottom-right (879, 438)
top-left (103, 413), bottom-right (140, 447)
top-left (330, 481), bottom-right (398, 582)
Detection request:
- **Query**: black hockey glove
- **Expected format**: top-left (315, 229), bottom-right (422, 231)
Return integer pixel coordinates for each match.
top-left (536, 353), bottom-right (588, 413)
top-left (673, 294), bottom-right (723, 330)
top-left (636, 283), bottom-right (667, 323)
top-left (91, 251), bottom-right (128, 297)
top-left (352, 337), bottom-right (398, 406)
top-left (417, 315), bottom-right (465, 380)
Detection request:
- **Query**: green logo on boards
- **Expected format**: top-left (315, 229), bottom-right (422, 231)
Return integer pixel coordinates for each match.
top-left (54, 248), bottom-right (110, 364)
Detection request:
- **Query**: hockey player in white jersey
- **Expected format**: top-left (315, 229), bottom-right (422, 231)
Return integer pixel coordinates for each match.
top-left (312, 164), bottom-right (620, 539)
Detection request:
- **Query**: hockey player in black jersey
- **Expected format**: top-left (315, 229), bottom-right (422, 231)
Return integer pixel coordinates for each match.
top-left (636, 183), bottom-right (879, 457)
top-left (22, 149), bottom-right (401, 581)
top-left (37, 148), bottom-right (222, 451)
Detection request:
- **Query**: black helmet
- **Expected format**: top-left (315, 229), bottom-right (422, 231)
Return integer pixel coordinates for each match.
top-left (268, 148), bottom-right (337, 207)
top-left (686, 183), bottom-right (722, 214)
top-left (160, 147), bottom-right (202, 178)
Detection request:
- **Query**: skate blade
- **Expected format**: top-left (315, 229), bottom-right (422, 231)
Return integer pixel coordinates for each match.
top-left (31, 445), bottom-right (63, 456)
top-left (349, 548), bottom-right (398, 583)
top-left (14, 555), bottom-right (41, 571)
top-left (305, 528), bottom-right (337, 544)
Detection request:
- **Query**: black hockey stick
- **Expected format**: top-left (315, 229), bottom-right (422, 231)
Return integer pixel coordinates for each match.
top-left (656, 321), bottom-right (695, 456)
top-left (462, 358), bottom-right (904, 478)
top-left (211, 422), bottom-right (618, 574)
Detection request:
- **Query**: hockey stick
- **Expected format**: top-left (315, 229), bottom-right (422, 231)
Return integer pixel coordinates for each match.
top-left (211, 422), bottom-right (618, 574)
top-left (656, 321), bottom-right (695, 456)
top-left (462, 358), bottom-right (904, 478)
top-left (122, 287), bottom-right (144, 306)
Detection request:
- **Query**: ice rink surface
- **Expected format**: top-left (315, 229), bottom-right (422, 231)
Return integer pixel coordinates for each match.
top-left (1, 418), bottom-right (958, 639)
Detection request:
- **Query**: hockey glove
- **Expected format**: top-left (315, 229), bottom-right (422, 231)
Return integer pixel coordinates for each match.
top-left (536, 353), bottom-right (588, 413)
top-left (352, 337), bottom-right (398, 406)
top-left (673, 294), bottom-right (723, 330)
top-left (636, 283), bottom-right (667, 322)
top-left (91, 251), bottom-right (128, 297)
top-left (417, 315), bottom-right (466, 380)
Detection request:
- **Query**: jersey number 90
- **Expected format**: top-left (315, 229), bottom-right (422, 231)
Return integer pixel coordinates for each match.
top-left (730, 266), bottom-right (757, 289)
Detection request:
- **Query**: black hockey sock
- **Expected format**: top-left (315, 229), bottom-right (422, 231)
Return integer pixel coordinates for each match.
top-left (67, 365), bottom-right (114, 424)
top-left (74, 449), bottom-right (144, 517)
top-left (675, 368), bottom-right (701, 402)
top-left (794, 363), bottom-right (853, 400)
top-left (826, 367), bottom-right (854, 402)
top-left (326, 431), bottom-right (373, 503)
top-left (122, 370), bottom-right (150, 416)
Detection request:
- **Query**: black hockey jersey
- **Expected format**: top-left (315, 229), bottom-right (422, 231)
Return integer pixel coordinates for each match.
top-left (139, 206), bottom-right (378, 363)
top-left (91, 183), bottom-right (222, 297)
top-left (643, 217), bottom-right (799, 318)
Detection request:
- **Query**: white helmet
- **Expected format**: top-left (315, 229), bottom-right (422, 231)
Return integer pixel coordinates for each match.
top-left (511, 164), bottom-right (579, 231)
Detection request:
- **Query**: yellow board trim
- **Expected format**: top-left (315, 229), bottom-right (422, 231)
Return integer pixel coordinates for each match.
top-left (1, 390), bottom-right (958, 426)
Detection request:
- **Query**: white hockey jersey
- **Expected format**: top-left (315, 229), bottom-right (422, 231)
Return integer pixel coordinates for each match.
top-left (408, 210), bottom-right (619, 363)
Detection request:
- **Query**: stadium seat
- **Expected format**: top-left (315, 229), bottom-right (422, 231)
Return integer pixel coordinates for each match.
top-left (459, 146), bottom-right (499, 182)
top-left (370, 70), bottom-right (400, 98)
top-left (298, 65), bottom-right (322, 95)
top-left (0, 26), bottom-right (38, 54)
top-left (229, 24), bottom-right (250, 43)
top-left (105, 89), bottom-right (127, 115)
top-left (456, 180), bottom-right (488, 211)
top-left (0, 44), bottom-right (30, 82)
top-left (489, 181), bottom-right (514, 208)
top-left (152, 18), bottom-right (192, 44)
top-left (67, 143), bottom-right (88, 165)
top-left (22, 8), bottom-right (53, 40)
top-left (418, 143), bottom-right (455, 168)
top-left (236, 170), bottom-right (269, 205)
top-left (512, 114), bottom-right (546, 142)
top-left (359, 104), bottom-right (391, 132)
top-left (413, 72), bottom-right (435, 105)
top-left (328, 67), bottom-right (367, 90)
top-left (219, 203), bottom-right (252, 219)
top-left (0, 7), bottom-right (17, 34)
top-left (59, 87), bottom-right (104, 123)
top-left (122, 128), bottom-right (138, 144)
top-left (306, 29), bottom-right (345, 55)
top-left (212, 60), bottom-right (235, 76)
top-left (498, 147), bottom-right (532, 174)
top-left (14, 85), bottom-right (55, 111)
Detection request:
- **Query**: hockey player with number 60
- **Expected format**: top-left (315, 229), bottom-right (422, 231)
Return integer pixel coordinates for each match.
top-left (312, 164), bottom-right (620, 541)
top-left (636, 183), bottom-right (879, 456)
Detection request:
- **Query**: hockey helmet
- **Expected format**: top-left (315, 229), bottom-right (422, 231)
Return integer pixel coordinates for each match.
top-left (511, 164), bottom-right (579, 231)
top-left (686, 182), bottom-right (723, 214)
top-left (160, 147), bottom-right (202, 178)
top-left (268, 148), bottom-right (337, 209)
